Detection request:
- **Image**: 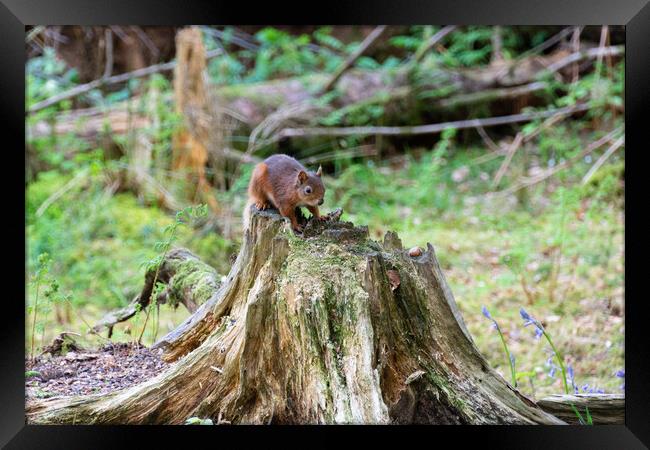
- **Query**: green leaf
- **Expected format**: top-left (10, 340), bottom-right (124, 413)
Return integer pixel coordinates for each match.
top-left (185, 417), bottom-right (213, 425)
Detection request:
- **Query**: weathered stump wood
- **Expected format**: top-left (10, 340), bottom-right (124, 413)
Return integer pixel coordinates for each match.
top-left (26, 209), bottom-right (563, 424)
top-left (537, 394), bottom-right (624, 425)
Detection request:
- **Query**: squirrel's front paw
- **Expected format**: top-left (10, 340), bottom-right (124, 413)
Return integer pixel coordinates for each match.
top-left (255, 201), bottom-right (270, 211)
top-left (293, 224), bottom-right (304, 233)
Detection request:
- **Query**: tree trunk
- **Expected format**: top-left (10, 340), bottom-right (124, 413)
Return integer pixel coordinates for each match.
top-left (26, 209), bottom-right (564, 424)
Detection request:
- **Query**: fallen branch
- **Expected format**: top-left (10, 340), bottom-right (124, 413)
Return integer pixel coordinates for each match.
top-left (537, 394), bottom-right (624, 425)
top-left (540, 45), bottom-right (624, 78)
top-left (262, 103), bottom-right (592, 144)
top-left (319, 25), bottom-right (387, 94)
top-left (93, 248), bottom-right (220, 337)
top-left (30, 45), bottom-right (621, 142)
top-left (28, 48), bottom-right (223, 113)
top-left (435, 81), bottom-right (548, 110)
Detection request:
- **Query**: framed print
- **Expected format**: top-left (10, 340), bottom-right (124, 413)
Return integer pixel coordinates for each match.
top-left (2, 0), bottom-right (649, 447)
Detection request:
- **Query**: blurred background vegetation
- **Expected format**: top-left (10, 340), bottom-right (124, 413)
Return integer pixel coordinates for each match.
top-left (25, 25), bottom-right (624, 399)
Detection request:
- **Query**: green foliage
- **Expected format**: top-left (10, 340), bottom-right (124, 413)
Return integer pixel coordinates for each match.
top-left (26, 47), bottom-right (79, 110)
top-left (137, 204), bottom-right (208, 343)
top-left (442, 26), bottom-right (494, 67)
top-left (27, 252), bottom-right (72, 359)
top-left (205, 26), bottom-right (413, 86)
top-left (141, 204), bottom-right (208, 273)
top-left (185, 417), bottom-right (214, 425)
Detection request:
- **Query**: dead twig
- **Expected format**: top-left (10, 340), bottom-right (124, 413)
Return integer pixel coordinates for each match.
top-left (412, 25), bottom-right (458, 65)
top-left (492, 104), bottom-right (579, 186)
top-left (35, 168), bottom-right (90, 217)
top-left (102, 28), bottom-right (114, 80)
top-left (520, 27), bottom-right (574, 60)
top-left (570, 27), bottom-right (583, 83)
top-left (495, 127), bottom-right (623, 196)
top-left (492, 132), bottom-right (524, 186)
top-left (262, 103), bottom-right (592, 144)
top-left (319, 25), bottom-right (387, 94)
top-left (491, 27), bottom-right (573, 80)
top-left (26, 26), bottom-right (46, 43)
top-left (130, 26), bottom-right (160, 58)
top-left (299, 145), bottom-right (378, 165)
top-left (28, 48), bottom-right (223, 113)
top-left (581, 136), bottom-right (625, 185)
top-left (491, 26), bottom-right (503, 64)
top-left (476, 125), bottom-right (501, 153)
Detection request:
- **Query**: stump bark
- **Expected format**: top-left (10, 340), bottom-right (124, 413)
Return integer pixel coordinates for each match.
top-left (26, 209), bottom-right (563, 424)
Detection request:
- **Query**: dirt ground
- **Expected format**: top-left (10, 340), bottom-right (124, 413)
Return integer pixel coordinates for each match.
top-left (25, 342), bottom-right (169, 399)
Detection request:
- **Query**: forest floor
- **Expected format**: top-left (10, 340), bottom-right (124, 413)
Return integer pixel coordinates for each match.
top-left (25, 342), bottom-right (169, 399)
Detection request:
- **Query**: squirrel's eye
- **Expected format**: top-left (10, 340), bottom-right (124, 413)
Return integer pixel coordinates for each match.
top-left (305, 186), bottom-right (312, 194)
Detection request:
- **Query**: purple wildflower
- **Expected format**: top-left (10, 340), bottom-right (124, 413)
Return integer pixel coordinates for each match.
top-left (568, 364), bottom-right (578, 393)
top-left (581, 383), bottom-right (590, 392)
top-left (519, 308), bottom-right (535, 327)
top-left (615, 369), bottom-right (625, 391)
top-left (520, 307), bottom-right (544, 338)
top-left (549, 366), bottom-right (557, 378)
top-left (481, 305), bottom-right (500, 331)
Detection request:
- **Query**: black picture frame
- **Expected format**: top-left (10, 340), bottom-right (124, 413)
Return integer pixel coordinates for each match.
top-left (3, 1), bottom-right (649, 448)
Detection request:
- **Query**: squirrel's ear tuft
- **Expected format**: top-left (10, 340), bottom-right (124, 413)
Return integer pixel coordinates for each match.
top-left (298, 170), bottom-right (308, 184)
top-left (316, 165), bottom-right (322, 177)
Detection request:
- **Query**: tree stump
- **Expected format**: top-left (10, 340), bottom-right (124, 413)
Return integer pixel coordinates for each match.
top-left (26, 208), bottom-right (563, 424)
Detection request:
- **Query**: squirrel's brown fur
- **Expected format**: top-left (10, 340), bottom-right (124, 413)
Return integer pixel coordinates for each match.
top-left (244, 154), bottom-right (326, 232)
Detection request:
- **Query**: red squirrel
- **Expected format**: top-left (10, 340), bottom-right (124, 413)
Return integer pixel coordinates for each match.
top-left (244, 154), bottom-right (326, 232)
